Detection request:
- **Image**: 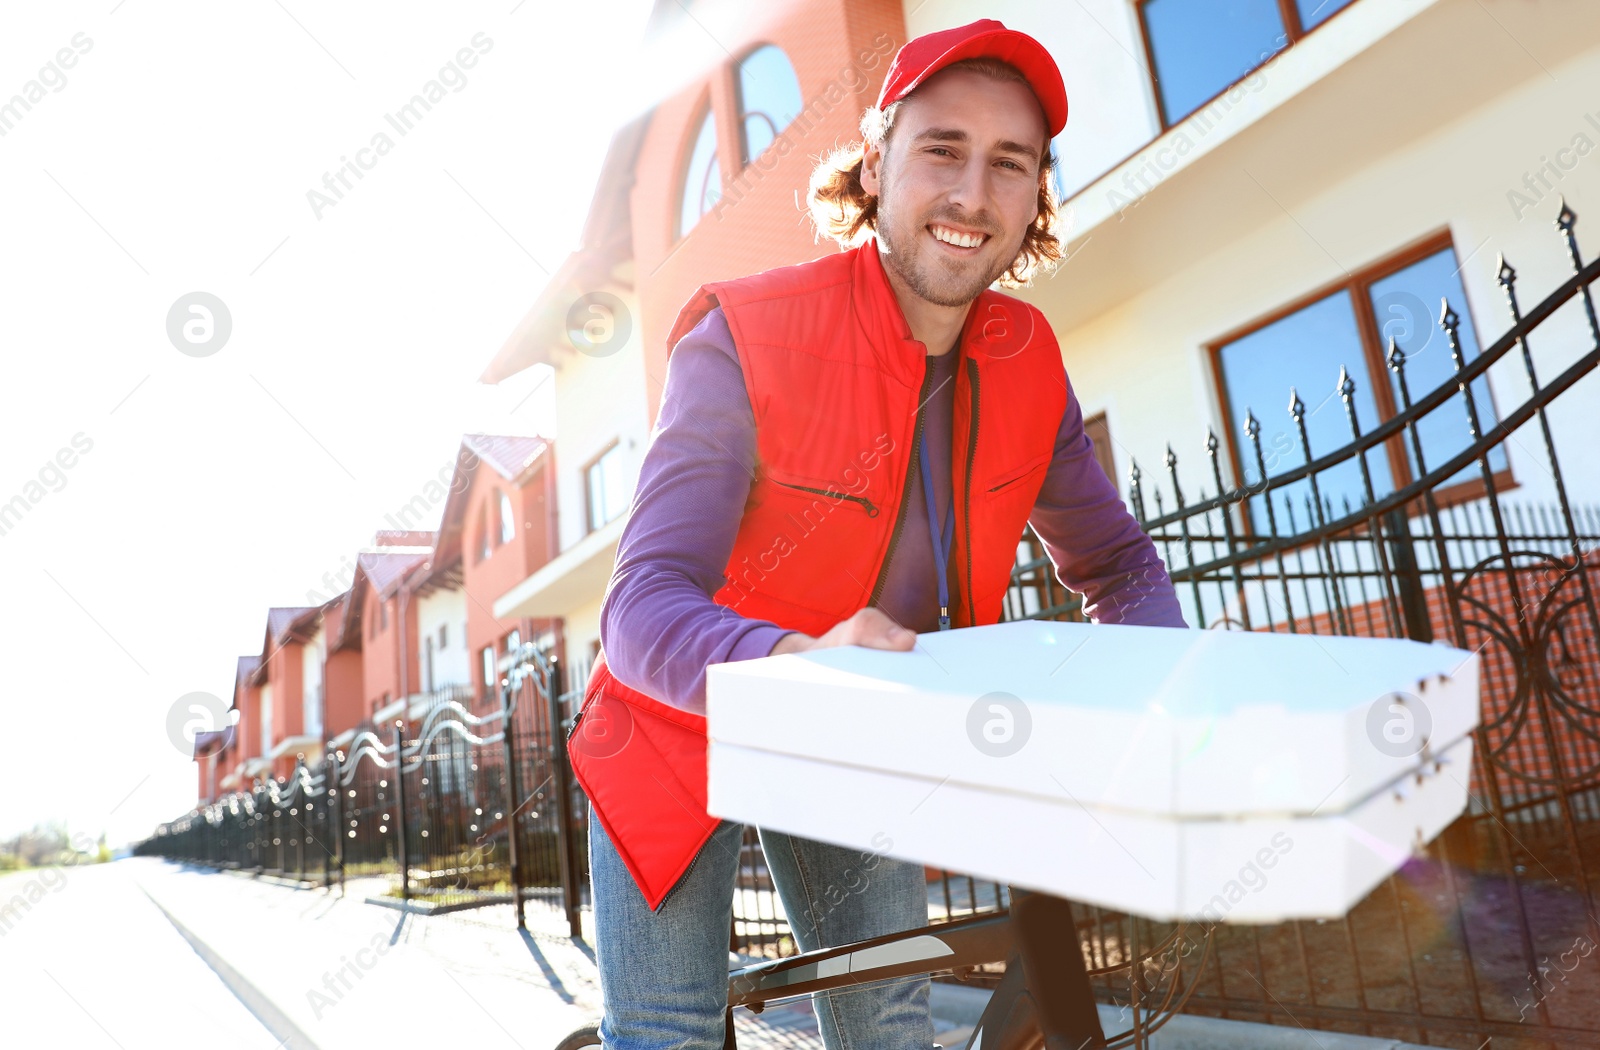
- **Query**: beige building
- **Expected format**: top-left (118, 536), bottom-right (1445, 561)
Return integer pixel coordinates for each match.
top-left (486, 0), bottom-right (1600, 652)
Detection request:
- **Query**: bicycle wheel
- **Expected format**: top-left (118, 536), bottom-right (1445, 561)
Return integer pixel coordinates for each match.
top-left (554, 1023), bottom-right (601, 1050)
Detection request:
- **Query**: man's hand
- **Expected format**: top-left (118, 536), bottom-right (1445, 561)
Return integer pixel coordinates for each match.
top-left (769, 607), bottom-right (917, 656)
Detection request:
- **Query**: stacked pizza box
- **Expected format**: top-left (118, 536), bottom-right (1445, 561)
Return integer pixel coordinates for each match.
top-left (706, 619), bottom-right (1479, 923)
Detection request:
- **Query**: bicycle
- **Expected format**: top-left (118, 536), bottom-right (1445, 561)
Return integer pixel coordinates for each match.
top-left (555, 884), bottom-right (1213, 1049)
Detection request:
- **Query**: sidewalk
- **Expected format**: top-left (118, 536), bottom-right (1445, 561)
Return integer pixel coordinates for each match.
top-left (128, 857), bottom-right (973, 1049)
top-left (129, 859), bottom-right (1443, 1050)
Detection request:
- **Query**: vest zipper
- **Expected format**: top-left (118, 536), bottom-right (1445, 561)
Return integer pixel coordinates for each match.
top-left (964, 357), bottom-right (981, 627)
top-left (867, 358), bottom-right (936, 608)
top-left (770, 480), bottom-right (879, 518)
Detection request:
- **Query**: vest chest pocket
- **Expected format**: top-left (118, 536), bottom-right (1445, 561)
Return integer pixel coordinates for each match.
top-left (984, 450), bottom-right (1053, 495)
top-left (763, 467), bottom-right (882, 518)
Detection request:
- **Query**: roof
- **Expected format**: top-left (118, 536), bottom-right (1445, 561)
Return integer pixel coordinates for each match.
top-left (479, 113), bottom-right (652, 383)
top-left (333, 548), bottom-right (434, 650)
top-left (359, 550), bottom-right (432, 600)
top-left (192, 726), bottom-right (235, 760)
top-left (425, 435), bottom-right (551, 585)
top-left (232, 656), bottom-right (260, 712)
top-left (374, 530), bottom-right (437, 547)
top-left (266, 606), bottom-right (320, 647)
top-left (464, 434), bottom-right (550, 483)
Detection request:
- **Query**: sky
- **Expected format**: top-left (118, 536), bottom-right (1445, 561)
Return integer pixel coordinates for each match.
top-left (0, 0), bottom-right (665, 847)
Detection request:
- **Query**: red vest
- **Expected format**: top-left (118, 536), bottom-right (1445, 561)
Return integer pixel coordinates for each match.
top-left (568, 237), bottom-right (1068, 910)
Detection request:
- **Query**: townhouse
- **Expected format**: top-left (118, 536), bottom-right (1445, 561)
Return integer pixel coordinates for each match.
top-left (199, 436), bottom-right (560, 799)
top-left (474, 0), bottom-right (1600, 641)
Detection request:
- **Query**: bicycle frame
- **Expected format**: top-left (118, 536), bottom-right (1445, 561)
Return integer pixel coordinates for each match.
top-left (722, 887), bottom-right (1210, 1050)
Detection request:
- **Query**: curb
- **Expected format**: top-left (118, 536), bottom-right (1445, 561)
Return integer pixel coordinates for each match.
top-left (141, 886), bottom-right (323, 1050)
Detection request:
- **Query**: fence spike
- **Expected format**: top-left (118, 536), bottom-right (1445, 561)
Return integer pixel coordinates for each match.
top-left (1338, 364), bottom-right (1356, 401)
top-left (1288, 387), bottom-right (1306, 422)
top-left (1386, 335), bottom-right (1405, 372)
top-left (1439, 298), bottom-right (1460, 334)
top-left (1557, 196), bottom-right (1577, 233)
top-left (1244, 408), bottom-right (1261, 438)
top-left (1496, 254), bottom-right (1516, 287)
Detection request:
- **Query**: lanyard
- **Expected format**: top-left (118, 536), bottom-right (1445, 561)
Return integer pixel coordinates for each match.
top-left (918, 425), bottom-right (954, 630)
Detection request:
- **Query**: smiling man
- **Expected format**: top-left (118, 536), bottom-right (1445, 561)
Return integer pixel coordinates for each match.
top-left (570, 19), bottom-right (1185, 1049)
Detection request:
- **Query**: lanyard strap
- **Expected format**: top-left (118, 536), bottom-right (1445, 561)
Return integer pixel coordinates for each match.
top-left (918, 426), bottom-right (954, 630)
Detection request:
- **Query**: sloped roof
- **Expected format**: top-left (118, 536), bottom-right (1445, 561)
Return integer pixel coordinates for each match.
top-left (426, 435), bottom-right (551, 582)
top-left (266, 606), bottom-right (319, 647)
top-left (332, 548), bottom-right (432, 650)
top-left (479, 113), bottom-right (651, 384)
top-left (373, 530), bottom-right (437, 547)
top-left (464, 434), bottom-right (550, 483)
top-left (360, 550), bottom-right (432, 600)
top-left (232, 655), bottom-right (260, 712)
top-left (193, 726), bottom-right (235, 760)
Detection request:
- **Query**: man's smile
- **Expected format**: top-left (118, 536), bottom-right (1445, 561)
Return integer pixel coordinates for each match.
top-left (927, 222), bottom-right (990, 253)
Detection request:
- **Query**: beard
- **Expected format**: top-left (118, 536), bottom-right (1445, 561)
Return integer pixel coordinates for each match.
top-left (875, 188), bottom-right (1020, 308)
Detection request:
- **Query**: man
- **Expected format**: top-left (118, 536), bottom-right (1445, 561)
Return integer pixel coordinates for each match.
top-left (568, 18), bottom-right (1186, 1048)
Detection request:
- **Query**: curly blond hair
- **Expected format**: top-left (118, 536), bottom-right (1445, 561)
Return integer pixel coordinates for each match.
top-left (807, 56), bottom-right (1063, 288)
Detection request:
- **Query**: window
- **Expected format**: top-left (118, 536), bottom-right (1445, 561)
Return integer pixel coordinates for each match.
top-left (438, 623), bottom-right (448, 649)
top-left (735, 45), bottom-right (802, 166)
top-left (1213, 236), bottom-right (1507, 533)
top-left (378, 598), bottom-right (388, 633)
top-left (1083, 412), bottom-right (1117, 486)
top-left (677, 105), bottom-right (720, 239)
top-left (1138, 0), bottom-right (1357, 127)
top-left (476, 501), bottom-right (492, 562)
top-left (504, 629), bottom-right (521, 658)
top-left (585, 441), bottom-right (630, 533)
top-left (481, 645), bottom-right (496, 695)
top-left (498, 489), bottom-right (515, 545)
top-left (1297, 0), bottom-right (1357, 31)
top-left (260, 684), bottom-right (273, 753)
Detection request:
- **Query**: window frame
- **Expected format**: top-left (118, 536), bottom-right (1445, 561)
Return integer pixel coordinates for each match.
top-left (674, 94), bottom-right (721, 243)
top-left (1083, 411), bottom-right (1118, 487)
top-left (1135, 0), bottom-right (1359, 131)
top-left (583, 438), bottom-right (625, 536)
top-left (480, 645), bottom-right (496, 697)
top-left (476, 500), bottom-right (492, 563)
top-left (732, 42), bottom-right (803, 169)
top-left (1206, 228), bottom-right (1513, 533)
top-left (498, 489), bottom-right (516, 546)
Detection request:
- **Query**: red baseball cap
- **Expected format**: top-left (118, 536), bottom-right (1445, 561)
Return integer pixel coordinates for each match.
top-left (875, 19), bottom-right (1067, 138)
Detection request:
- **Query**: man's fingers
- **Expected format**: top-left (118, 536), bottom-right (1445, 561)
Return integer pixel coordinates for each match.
top-left (849, 607), bottom-right (916, 649)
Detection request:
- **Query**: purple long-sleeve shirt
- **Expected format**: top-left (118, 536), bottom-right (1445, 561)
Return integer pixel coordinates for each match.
top-left (599, 306), bottom-right (1187, 715)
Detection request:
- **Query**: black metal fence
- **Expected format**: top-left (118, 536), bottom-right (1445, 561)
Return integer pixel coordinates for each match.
top-left (999, 204), bottom-right (1598, 1049)
top-left (137, 648), bottom-right (591, 934)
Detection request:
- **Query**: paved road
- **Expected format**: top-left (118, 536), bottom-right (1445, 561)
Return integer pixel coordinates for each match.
top-left (0, 863), bottom-right (284, 1048)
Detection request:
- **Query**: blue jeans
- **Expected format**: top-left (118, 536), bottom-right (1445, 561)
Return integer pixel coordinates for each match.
top-left (589, 804), bottom-right (934, 1048)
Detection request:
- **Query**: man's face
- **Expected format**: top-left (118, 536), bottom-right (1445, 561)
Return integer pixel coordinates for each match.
top-left (861, 67), bottom-right (1047, 309)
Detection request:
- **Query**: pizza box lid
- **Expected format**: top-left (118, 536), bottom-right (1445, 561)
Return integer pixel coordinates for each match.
top-left (706, 620), bottom-right (1479, 819)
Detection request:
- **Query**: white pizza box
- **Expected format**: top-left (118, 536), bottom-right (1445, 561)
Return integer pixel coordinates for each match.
top-left (705, 620), bottom-right (1479, 923)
